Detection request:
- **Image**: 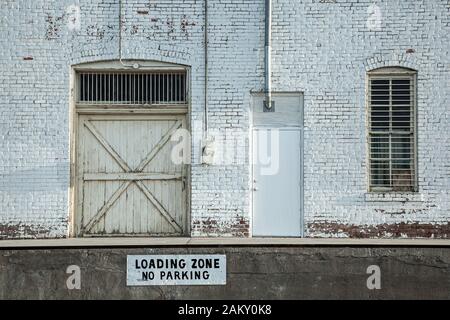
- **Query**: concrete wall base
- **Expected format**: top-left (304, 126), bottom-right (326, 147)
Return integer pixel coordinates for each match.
top-left (0, 247), bottom-right (449, 299)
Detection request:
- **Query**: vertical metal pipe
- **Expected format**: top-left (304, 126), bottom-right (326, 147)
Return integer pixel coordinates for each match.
top-left (265, 0), bottom-right (272, 109)
top-left (204, 0), bottom-right (209, 135)
top-left (118, 0), bottom-right (134, 68)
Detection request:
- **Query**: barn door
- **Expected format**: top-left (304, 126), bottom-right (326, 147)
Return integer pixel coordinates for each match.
top-left (76, 114), bottom-right (187, 236)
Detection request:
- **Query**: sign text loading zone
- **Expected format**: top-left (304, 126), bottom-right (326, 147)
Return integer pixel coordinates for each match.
top-left (127, 255), bottom-right (226, 286)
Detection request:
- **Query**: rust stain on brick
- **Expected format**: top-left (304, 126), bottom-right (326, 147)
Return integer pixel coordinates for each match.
top-left (23, 56), bottom-right (34, 61)
top-left (308, 222), bottom-right (450, 238)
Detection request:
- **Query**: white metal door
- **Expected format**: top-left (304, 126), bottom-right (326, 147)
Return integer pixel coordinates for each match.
top-left (76, 114), bottom-right (187, 236)
top-left (253, 128), bottom-right (302, 237)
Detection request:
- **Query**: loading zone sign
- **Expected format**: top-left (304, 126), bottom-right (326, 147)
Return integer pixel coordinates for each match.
top-left (127, 255), bottom-right (226, 286)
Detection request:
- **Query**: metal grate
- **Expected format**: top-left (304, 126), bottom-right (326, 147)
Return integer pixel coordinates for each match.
top-left (368, 74), bottom-right (416, 191)
top-left (78, 72), bottom-right (187, 105)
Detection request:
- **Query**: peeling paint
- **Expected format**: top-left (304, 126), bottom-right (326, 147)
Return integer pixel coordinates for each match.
top-left (0, 223), bottom-right (64, 240)
top-left (86, 25), bottom-right (105, 39)
top-left (307, 222), bottom-right (450, 239)
top-left (192, 215), bottom-right (250, 237)
top-left (45, 13), bottom-right (64, 40)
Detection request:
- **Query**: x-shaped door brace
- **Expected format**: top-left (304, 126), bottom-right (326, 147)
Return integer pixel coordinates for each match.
top-left (82, 119), bottom-right (184, 234)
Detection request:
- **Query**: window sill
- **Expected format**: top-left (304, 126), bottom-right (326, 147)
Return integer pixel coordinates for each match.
top-left (364, 192), bottom-right (424, 203)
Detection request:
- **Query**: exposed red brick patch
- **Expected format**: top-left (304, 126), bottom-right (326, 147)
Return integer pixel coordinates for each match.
top-left (192, 215), bottom-right (250, 237)
top-left (307, 222), bottom-right (450, 238)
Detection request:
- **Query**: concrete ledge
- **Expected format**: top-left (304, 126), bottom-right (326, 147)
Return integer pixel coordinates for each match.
top-left (1, 246), bottom-right (449, 299)
top-left (0, 237), bottom-right (450, 248)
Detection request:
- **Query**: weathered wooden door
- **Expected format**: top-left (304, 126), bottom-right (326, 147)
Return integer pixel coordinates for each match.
top-left (76, 114), bottom-right (187, 236)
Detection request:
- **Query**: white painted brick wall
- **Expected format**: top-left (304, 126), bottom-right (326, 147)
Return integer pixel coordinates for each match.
top-left (271, 0), bottom-right (450, 237)
top-left (0, 0), bottom-right (448, 238)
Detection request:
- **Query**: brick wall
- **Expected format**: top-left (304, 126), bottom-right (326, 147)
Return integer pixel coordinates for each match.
top-left (0, 0), bottom-right (448, 239)
top-left (271, 0), bottom-right (450, 237)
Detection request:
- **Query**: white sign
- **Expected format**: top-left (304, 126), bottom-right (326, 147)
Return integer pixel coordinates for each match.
top-left (127, 255), bottom-right (226, 286)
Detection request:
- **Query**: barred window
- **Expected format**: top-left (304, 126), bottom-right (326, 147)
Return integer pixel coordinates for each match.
top-left (77, 71), bottom-right (187, 105)
top-left (368, 67), bottom-right (417, 192)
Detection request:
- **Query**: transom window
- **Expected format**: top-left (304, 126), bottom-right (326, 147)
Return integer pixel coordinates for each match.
top-left (77, 71), bottom-right (187, 105)
top-left (368, 67), bottom-right (417, 192)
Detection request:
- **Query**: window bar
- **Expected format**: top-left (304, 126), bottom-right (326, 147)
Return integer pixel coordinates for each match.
top-left (389, 79), bottom-right (393, 189)
top-left (178, 75), bottom-right (183, 101)
top-left (86, 73), bottom-right (88, 103)
top-left (115, 74), bottom-right (118, 103)
top-left (134, 73), bottom-right (136, 104)
top-left (178, 74), bottom-right (181, 103)
top-left (90, 73), bottom-right (94, 103)
top-left (96, 73), bottom-right (99, 104)
top-left (163, 73), bottom-right (166, 103)
top-left (158, 73), bottom-right (161, 104)
top-left (152, 74), bottom-right (155, 104)
top-left (165, 73), bottom-right (167, 103)
top-left (99, 74), bottom-right (103, 103)
top-left (170, 74), bottom-right (172, 102)
top-left (130, 74), bottom-right (133, 104)
top-left (154, 74), bottom-right (156, 104)
top-left (174, 74), bottom-right (177, 102)
top-left (120, 74), bottom-right (123, 104)
top-left (182, 73), bottom-right (185, 102)
top-left (138, 74), bottom-right (141, 104)
top-left (146, 73), bottom-right (149, 104)
top-left (131, 74), bottom-right (134, 104)
top-left (150, 73), bottom-right (153, 104)
top-left (108, 73), bottom-right (111, 103)
top-left (166, 73), bottom-right (169, 104)
top-left (123, 74), bottom-right (128, 104)
top-left (80, 74), bottom-right (84, 102)
top-left (173, 73), bottom-right (176, 102)
top-left (86, 74), bottom-right (89, 103)
top-left (124, 73), bottom-right (127, 104)
top-left (159, 74), bottom-right (164, 104)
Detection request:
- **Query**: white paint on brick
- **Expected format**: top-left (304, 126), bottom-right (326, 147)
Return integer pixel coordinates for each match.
top-left (0, 0), bottom-right (449, 238)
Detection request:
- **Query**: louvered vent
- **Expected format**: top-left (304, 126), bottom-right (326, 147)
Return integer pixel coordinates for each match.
top-left (78, 72), bottom-right (187, 105)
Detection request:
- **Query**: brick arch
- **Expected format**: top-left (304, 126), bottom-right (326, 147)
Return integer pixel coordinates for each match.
top-left (71, 51), bottom-right (192, 69)
top-left (71, 58), bottom-right (190, 70)
top-left (368, 66), bottom-right (417, 74)
top-left (364, 52), bottom-right (419, 72)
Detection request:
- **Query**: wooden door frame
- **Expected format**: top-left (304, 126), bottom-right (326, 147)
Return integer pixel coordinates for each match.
top-left (68, 61), bottom-right (191, 238)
